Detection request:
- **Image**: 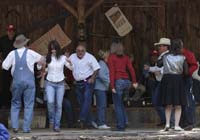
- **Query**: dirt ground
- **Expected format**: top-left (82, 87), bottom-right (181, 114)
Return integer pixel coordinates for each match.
top-left (10, 128), bottom-right (200, 140)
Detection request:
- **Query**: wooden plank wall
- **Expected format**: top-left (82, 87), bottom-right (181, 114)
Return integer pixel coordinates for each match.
top-left (167, 0), bottom-right (200, 60)
top-left (0, 0), bottom-right (63, 43)
top-left (0, 0), bottom-right (200, 75)
top-left (87, 0), bottom-right (166, 76)
top-left (87, 0), bottom-right (200, 75)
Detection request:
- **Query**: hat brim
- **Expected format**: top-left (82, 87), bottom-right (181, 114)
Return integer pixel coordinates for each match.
top-left (154, 42), bottom-right (170, 46)
top-left (14, 39), bottom-right (30, 48)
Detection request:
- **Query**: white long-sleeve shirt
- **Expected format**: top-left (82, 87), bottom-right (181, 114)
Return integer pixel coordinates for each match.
top-left (149, 66), bottom-right (163, 81)
top-left (149, 50), bottom-right (169, 81)
top-left (46, 55), bottom-right (72, 82)
top-left (2, 47), bottom-right (42, 75)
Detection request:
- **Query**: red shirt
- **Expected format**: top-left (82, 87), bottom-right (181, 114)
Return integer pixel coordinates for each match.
top-left (108, 54), bottom-right (137, 89)
top-left (182, 48), bottom-right (198, 76)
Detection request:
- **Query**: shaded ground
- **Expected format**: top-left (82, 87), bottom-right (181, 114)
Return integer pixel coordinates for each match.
top-left (10, 128), bottom-right (200, 140)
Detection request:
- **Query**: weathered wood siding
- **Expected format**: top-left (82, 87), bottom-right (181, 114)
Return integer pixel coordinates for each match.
top-left (166, 0), bottom-right (200, 60)
top-left (88, 0), bottom-right (166, 75)
top-left (0, 0), bottom-right (64, 42)
top-left (88, 0), bottom-right (200, 74)
top-left (0, 0), bottom-right (199, 74)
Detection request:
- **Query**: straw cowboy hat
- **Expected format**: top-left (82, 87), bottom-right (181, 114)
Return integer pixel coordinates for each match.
top-left (154, 38), bottom-right (171, 46)
top-left (13, 34), bottom-right (30, 48)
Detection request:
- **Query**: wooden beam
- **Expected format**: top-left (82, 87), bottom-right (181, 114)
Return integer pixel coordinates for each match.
top-left (77, 0), bottom-right (85, 23)
top-left (57, 0), bottom-right (78, 19)
top-left (85, 0), bottom-right (104, 18)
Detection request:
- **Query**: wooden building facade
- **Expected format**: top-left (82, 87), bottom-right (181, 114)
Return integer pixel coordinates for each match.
top-left (0, 0), bottom-right (200, 75)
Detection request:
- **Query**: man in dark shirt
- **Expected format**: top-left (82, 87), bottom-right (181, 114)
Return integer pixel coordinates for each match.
top-left (0, 24), bottom-right (16, 109)
top-left (179, 39), bottom-right (198, 130)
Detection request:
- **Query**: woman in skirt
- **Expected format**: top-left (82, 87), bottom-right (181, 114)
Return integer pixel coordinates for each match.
top-left (158, 39), bottom-right (188, 131)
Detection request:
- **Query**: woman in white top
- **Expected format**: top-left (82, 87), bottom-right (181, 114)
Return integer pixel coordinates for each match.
top-left (45, 40), bottom-right (72, 132)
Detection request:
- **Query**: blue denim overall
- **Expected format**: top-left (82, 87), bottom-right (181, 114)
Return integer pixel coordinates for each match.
top-left (11, 49), bottom-right (35, 132)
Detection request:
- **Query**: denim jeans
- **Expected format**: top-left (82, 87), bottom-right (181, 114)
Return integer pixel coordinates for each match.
top-left (113, 79), bottom-right (130, 129)
top-left (94, 89), bottom-right (107, 126)
top-left (45, 81), bottom-right (65, 129)
top-left (152, 82), bottom-right (166, 123)
top-left (11, 80), bottom-right (35, 132)
top-left (63, 98), bottom-right (74, 127)
top-left (153, 82), bottom-right (175, 125)
top-left (75, 81), bottom-right (93, 122)
top-left (181, 77), bottom-right (196, 127)
top-left (0, 123), bottom-right (9, 140)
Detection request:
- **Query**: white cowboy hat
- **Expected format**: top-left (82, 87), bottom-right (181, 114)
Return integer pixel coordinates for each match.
top-left (13, 34), bottom-right (30, 48)
top-left (154, 38), bottom-right (171, 46)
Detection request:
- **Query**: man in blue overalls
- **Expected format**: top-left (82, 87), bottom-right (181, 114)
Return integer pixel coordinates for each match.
top-left (2, 34), bottom-right (45, 133)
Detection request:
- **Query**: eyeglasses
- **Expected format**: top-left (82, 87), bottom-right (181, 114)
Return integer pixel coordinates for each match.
top-left (76, 49), bottom-right (85, 52)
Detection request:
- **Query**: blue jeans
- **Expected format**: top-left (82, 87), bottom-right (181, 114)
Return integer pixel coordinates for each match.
top-left (0, 123), bottom-right (9, 140)
top-left (113, 79), bottom-right (130, 129)
top-left (94, 89), bottom-right (107, 126)
top-left (45, 81), bottom-right (65, 129)
top-left (152, 82), bottom-right (166, 123)
top-left (75, 81), bottom-right (93, 122)
top-left (63, 98), bottom-right (74, 127)
top-left (181, 77), bottom-right (196, 127)
top-left (153, 82), bottom-right (175, 125)
top-left (11, 80), bottom-right (35, 132)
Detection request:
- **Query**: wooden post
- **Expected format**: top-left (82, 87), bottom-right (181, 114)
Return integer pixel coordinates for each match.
top-left (157, 0), bottom-right (166, 37)
top-left (56, 0), bottom-right (104, 41)
top-left (77, 0), bottom-right (86, 41)
top-left (77, 0), bottom-right (85, 24)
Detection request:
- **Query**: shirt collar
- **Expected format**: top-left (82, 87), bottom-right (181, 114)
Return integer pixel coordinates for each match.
top-left (158, 50), bottom-right (169, 60)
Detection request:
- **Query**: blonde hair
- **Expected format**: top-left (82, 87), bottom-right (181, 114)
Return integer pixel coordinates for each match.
top-left (110, 42), bottom-right (118, 54)
top-left (115, 42), bottom-right (124, 55)
top-left (98, 50), bottom-right (109, 60)
top-left (110, 42), bottom-right (124, 55)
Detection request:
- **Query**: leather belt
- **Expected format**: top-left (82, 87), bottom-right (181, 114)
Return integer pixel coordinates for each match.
top-left (76, 76), bottom-right (92, 83)
top-left (46, 79), bottom-right (64, 84)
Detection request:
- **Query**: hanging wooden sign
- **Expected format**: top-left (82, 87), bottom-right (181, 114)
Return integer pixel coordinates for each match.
top-left (29, 24), bottom-right (71, 55)
top-left (105, 6), bottom-right (132, 37)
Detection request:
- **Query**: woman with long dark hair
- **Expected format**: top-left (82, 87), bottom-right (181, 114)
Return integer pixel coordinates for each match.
top-left (45, 40), bottom-right (72, 132)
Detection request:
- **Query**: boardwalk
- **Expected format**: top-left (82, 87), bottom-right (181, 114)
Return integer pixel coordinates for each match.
top-left (10, 128), bottom-right (200, 140)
